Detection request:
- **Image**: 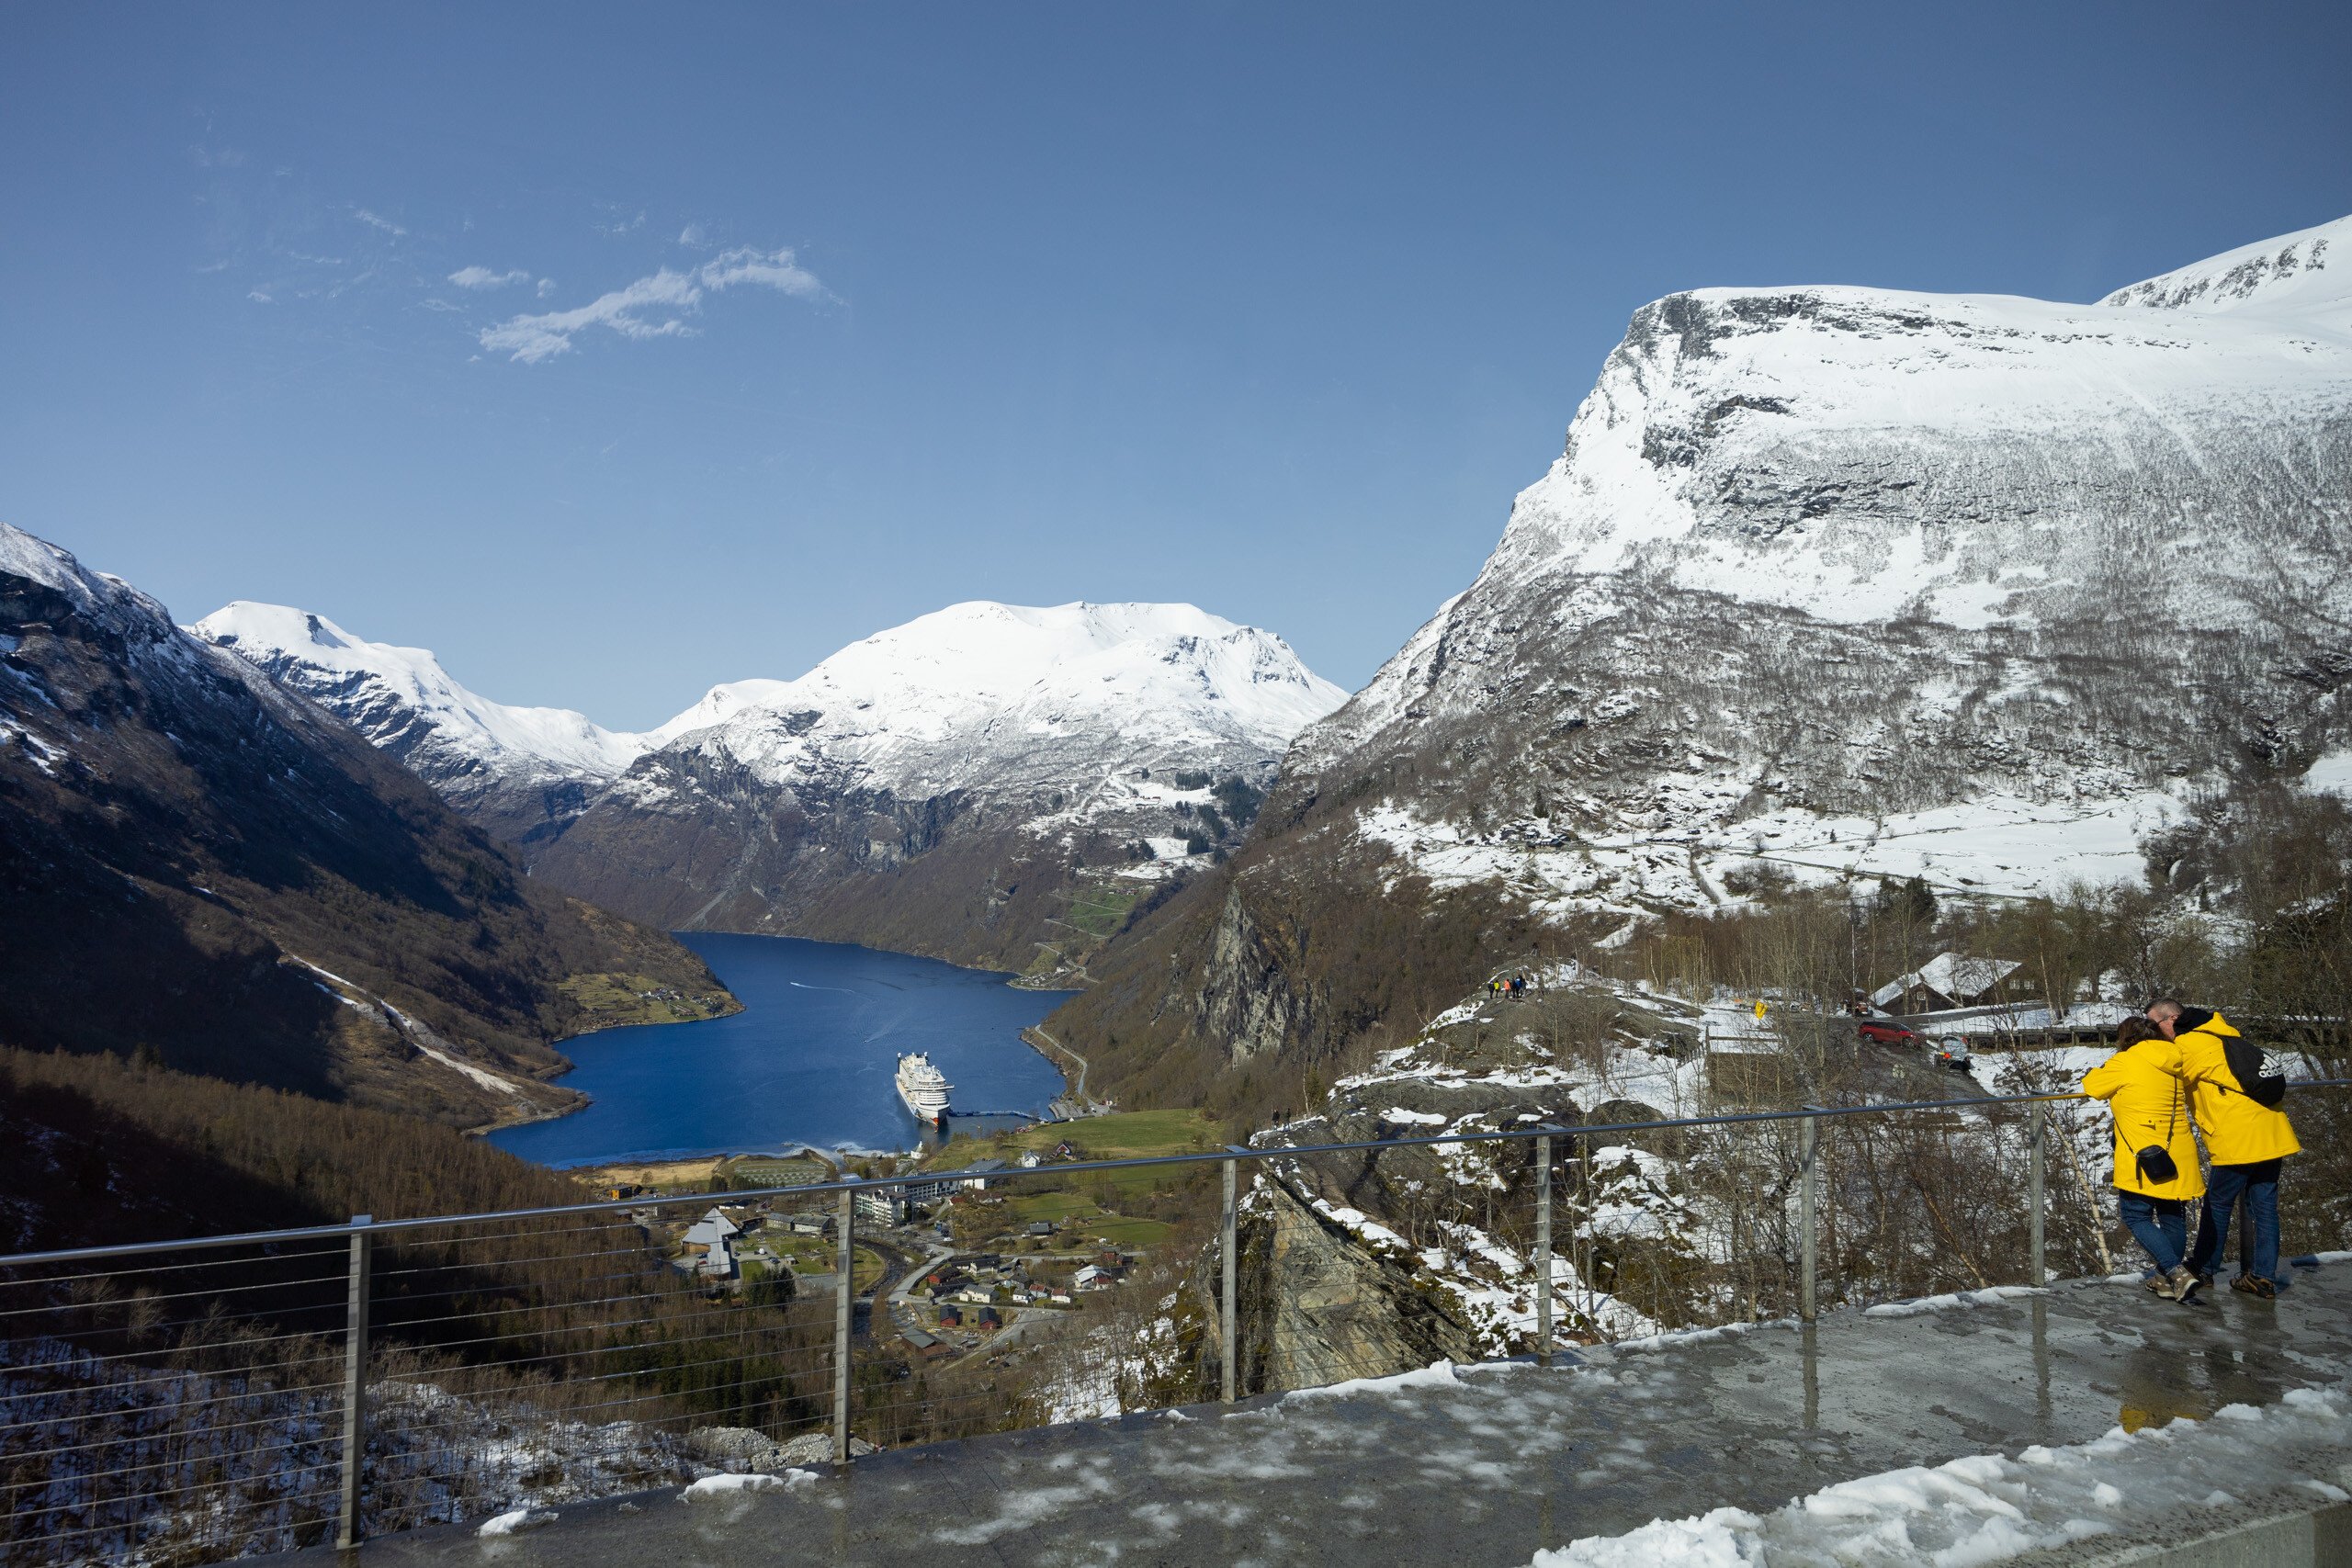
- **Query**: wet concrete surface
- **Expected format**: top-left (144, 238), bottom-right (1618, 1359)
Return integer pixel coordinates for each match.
top-left (323, 1264), bottom-right (2352, 1568)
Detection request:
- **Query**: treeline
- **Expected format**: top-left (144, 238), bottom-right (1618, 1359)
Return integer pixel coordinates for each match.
top-left (0, 1045), bottom-right (581, 1253)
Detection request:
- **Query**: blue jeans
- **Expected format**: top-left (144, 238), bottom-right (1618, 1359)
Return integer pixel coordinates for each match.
top-left (2117, 1191), bottom-right (2188, 1274)
top-left (2187, 1160), bottom-right (2284, 1286)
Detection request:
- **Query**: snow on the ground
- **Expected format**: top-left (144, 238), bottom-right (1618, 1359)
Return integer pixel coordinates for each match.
top-left (1356, 783), bottom-right (2188, 929)
top-left (1862, 1285), bottom-right (2042, 1319)
top-left (475, 1507), bottom-right (557, 1536)
top-left (1273, 1359), bottom-right (1465, 1404)
top-left (679, 1471), bottom-right (811, 1500)
top-left (1531, 1385), bottom-right (2352, 1567)
top-left (1934, 1002), bottom-right (2136, 1039)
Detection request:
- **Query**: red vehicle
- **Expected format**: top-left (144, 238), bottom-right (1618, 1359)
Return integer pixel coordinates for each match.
top-left (1856, 1018), bottom-right (1921, 1046)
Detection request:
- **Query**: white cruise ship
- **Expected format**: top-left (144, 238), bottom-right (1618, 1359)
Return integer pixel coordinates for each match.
top-left (895, 1053), bottom-right (951, 1125)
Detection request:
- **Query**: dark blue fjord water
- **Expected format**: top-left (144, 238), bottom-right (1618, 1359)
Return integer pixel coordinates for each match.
top-left (487, 933), bottom-right (1071, 1168)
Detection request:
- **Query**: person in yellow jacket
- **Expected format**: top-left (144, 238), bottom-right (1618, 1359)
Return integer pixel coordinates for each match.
top-left (2151, 1001), bottom-right (2300, 1298)
top-left (2081, 1016), bottom-right (2206, 1301)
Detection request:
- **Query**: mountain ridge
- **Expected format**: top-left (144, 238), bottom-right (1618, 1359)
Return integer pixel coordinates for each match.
top-left (2, 521), bottom-right (737, 1128)
top-left (197, 593), bottom-right (1349, 977)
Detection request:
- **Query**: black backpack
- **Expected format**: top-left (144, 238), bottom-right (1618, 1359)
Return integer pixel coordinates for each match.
top-left (2179, 1008), bottom-right (2289, 1110)
top-left (2222, 1036), bottom-right (2289, 1109)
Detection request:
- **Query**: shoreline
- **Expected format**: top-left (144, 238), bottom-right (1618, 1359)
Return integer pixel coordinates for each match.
top-left (481, 930), bottom-right (1073, 1164)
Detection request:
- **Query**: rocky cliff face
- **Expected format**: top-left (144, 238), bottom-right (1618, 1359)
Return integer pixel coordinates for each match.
top-left (200, 599), bottom-right (1349, 976)
top-left (2, 524), bottom-right (733, 1126)
top-left (1048, 214), bottom-right (2352, 1096)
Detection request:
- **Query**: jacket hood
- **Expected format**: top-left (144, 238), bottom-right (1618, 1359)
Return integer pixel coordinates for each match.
top-left (2178, 1008), bottom-right (2238, 1039)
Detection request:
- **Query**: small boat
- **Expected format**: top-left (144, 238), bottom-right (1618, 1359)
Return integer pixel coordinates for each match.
top-left (895, 1053), bottom-right (951, 1125)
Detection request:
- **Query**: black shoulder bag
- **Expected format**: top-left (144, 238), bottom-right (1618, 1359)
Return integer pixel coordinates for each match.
top-left (2120, 1073), bottom-right (2182, 1187)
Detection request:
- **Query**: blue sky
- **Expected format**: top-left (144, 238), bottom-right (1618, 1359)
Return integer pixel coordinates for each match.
top-left (4, 3), bottom-right (2347, 728)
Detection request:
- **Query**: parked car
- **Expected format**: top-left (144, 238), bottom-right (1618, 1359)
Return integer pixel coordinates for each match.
top-left (1932, 1036), bottom-right (1973, 1071)
top-left (1855, 1018), bottom-right (1921, 1046)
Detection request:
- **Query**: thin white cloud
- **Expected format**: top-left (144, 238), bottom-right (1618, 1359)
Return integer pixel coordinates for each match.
top-left (536, 277), bottom-right (556, 298)
top-left (699, 245), bottom-right (827, 299)
top-left (447, 265), bottom-right (533, 289)
top-left (353, 209), bottom-right (407, 236)
top-left (478, 246), bottom-right (831, 364)
top-left (248, 289), bottom-right (273, 304)
top-left (678, 222), bottom-right (707, 247)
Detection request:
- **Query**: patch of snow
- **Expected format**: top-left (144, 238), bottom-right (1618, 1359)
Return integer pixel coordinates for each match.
top-left (680, 1471), bottom-right (812, 1500)
top-left (1533, 1385), bottom-right (2352, 1567)
top-left (1863, 1285), bottom-right (2043, 1318)
top-left (475, 1507), bottom-right (556, 1536)
top-left (1278, 1359), bottom-right (1464, 1404)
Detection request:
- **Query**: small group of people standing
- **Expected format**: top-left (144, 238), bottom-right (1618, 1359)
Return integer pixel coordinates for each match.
top-left (1488, 973), bottom-right (1535, 999)
top-left (2081, 1000), bottom-right (2299, 1303)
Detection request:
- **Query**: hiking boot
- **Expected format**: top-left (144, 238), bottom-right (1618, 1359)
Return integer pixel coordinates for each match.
top-left (2165, 1266), bottom-right (2201, 1303)
top-left (2144, 1271), bottom-right (2177, 1300)
top-left (2230, 1274), bottom-right (2278, 1300)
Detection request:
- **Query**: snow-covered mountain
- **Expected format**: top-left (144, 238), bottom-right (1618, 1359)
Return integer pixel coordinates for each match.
top-left (194, 603), bottom-right (650, 821)
top-left (201, 596), bottom-right (1348, 975)
top-left (1045, 215), bottom-right (2352, 1082)
top-left (1299, 212), bottom-right (2352, 917)
top-left (635, 600), bottom-right (1341, 808)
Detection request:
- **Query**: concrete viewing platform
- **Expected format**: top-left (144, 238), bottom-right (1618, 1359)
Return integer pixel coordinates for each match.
top-left (325, 1266), bottom-right (2352, 1567)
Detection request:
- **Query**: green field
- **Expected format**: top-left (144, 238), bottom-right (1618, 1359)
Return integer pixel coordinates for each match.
top-left (1004, 1190), bottom-right (1099, 1225)
top-left (1004, 1110), bottom-right (1221, 1196)
top-left (558, 971), bottom-right (737, 1028)
top-left (1082, 1215), bottom-right (1175, 1247)
top-left (729, 1156), bottom-right (830, 1188)
top-left (760, 1236), bottom-right (887, 1292)
top-left (1062, 881), bottom-right (1145, 941)
top-left (1007, 1109), bottom-right (1218, 1160)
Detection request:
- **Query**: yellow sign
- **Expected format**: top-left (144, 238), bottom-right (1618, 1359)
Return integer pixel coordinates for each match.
top-left (1753, 998), bottom-right (1767, 1021)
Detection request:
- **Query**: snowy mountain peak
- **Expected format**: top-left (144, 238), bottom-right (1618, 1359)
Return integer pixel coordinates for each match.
top-left (1429, 216), bottom-right (2352, 651)
top-left (2098, 212), bottom-right (2347, 316)
top-left (652, 600), bottom-right (1346, 754)
top-left (191, 602), bottom-right (650, 785)
top-left (1, 519), bottom-right (176, 630)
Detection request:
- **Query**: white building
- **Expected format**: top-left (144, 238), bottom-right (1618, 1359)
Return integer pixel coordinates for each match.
top-left (680, 1208), bottom-right (741, 1280)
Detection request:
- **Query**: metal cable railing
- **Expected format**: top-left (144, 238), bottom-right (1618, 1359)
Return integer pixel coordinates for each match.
top-left (1, 1077), bottom-right (2343, 1565)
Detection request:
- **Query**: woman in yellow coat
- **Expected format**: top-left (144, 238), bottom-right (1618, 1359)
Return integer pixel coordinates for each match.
top-left (2081, 1017), bottom-right (2207, 1301)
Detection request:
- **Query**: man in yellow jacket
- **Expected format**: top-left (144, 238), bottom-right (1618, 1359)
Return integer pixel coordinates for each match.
top-left (2082, 1017), bottom-right (2207, 1300)
top-left (2150, 1001), bottom-right (2300, 1299)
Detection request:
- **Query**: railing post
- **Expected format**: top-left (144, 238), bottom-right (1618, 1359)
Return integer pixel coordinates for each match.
top-left (1533, 1133), bottom-right (1554, 1364)
top-left (833, 1185), bottom-right (854, 1464)
top-left (1799, 1113), bottom-right (1819, 1323)
top-left (335, 1214), bottom-right (373, 1551)
top-left (2028, 1101), bottom-right (2047, 1288)
top-left (1220, 1151), bottom-right (1239, 1404)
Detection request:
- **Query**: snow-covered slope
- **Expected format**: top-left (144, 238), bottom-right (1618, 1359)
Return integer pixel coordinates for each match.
top-left (193, 603), bottom-right (650, 795)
